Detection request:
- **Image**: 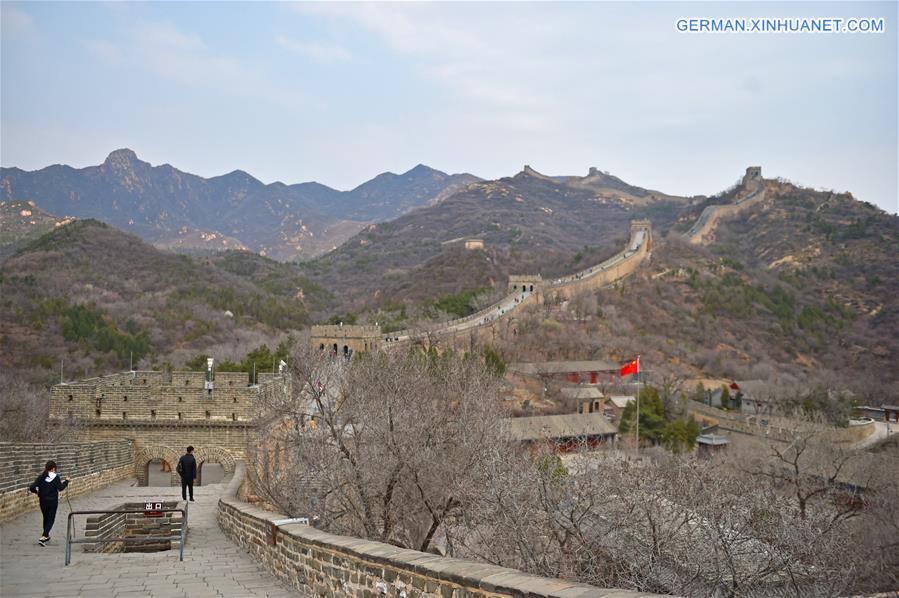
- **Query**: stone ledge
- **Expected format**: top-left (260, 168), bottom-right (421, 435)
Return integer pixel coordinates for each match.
top-left (218, 462), bottom-right (674, 598)
top-left (0, 440), bottom-right (135, 522)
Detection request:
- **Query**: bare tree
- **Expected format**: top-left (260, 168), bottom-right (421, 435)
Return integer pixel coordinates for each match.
top-left (250, 345), bottom-right (510, 553)
top-left (0, 372), bottom-right (76, 442)
top-left (453, 444), bottom-right (875, 597)
top-left (247, 347), bottom-right (896, 596)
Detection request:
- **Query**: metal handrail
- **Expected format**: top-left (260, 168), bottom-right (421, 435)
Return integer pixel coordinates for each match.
top-left (65, 505), bottom-right (188, 566)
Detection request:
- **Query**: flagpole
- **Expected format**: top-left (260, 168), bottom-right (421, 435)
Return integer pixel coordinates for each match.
top-left (635, 355), bottom-right (640, 452)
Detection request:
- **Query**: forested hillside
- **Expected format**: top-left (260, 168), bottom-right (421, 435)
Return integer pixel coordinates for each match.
top-left (0, 220), bottom-right (329, 384)
top-left (302, 166), bottom-right (689, 311)
top-left (493, 182), bottom-right (898, 396)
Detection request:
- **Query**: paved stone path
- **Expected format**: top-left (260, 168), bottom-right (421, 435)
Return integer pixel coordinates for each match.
top-left (0, 478), bottom-right (304, 597)
top-left (855, 420), bottom-right (895, 450)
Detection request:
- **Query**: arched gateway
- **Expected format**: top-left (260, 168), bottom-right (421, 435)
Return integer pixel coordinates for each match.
top-left (49, 369), bottom-right (289, 486)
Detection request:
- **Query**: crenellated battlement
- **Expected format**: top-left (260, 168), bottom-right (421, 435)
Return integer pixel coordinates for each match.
top-left (49, 369), bottom-right (289, 478)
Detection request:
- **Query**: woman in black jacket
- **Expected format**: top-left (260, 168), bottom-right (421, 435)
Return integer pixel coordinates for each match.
top-left (28, 460), bottom-right (70, 546)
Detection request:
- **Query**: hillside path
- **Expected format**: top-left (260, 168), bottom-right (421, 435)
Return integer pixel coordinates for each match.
top-left (0, 477), bottom-right (303, 598)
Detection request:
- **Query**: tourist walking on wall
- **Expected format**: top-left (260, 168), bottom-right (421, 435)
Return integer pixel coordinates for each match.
top-left (28, 460), bottom-right (70, 546)
top-left (176, 446), bottom-right (197, 501)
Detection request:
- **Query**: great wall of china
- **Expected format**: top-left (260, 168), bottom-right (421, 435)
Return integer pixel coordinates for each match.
top-left (312, 166), bottom-right (770, 355)
top-left (1, 168), bottom-right (778, 597)
top-left (685, 167), bottom-right (766, 244)
top-left (312, 219), bottom-right (654, 354)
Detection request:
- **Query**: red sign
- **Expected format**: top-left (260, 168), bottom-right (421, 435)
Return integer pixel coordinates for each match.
top-left (144, 501), bottom-right (164, 517)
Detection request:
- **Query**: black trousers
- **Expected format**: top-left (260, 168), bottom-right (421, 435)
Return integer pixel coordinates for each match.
top-left (181, 477), bottom-right (194, 500)
top-left (39, 499), bottom-right (58, 537)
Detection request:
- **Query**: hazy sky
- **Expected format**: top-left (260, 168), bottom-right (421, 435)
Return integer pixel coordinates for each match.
top-left (2, 1), bottom-right (896, 212)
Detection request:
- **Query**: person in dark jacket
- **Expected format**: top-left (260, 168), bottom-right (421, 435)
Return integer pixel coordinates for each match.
top-left (29, 460), bottom-right (70, 546)
top-left (176, 446), bottom-right (197, 501)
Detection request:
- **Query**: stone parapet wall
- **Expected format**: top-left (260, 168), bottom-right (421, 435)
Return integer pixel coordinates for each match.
top-left (51, 370), bottom-right (276, 424)
top-left (73, 424), bottom-right (245, 485)
top-left (546, 243), bottom-right (648, 302)
top-left (218, 463), bottom-right (664, 598)
top-left (47, 370), bottom-right (285, 481)
top-left (0, 439), bottom-right (134, 521)
top-left (686, 182), bottom-right (766, 245)
top-left (311, 325), bottom-right (382, 338)
top-left (688, 402), bottom-right (875, 444)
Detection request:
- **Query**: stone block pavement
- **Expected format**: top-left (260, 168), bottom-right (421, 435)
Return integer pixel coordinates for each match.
top-left (0, 477), bottom-right (305, 597)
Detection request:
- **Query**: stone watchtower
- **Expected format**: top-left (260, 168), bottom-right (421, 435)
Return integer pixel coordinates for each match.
top-left (49, 369), bottom-right (288, 486)
top-left (310, 325), bottom-right (383, 357)
top-left (508, 274), bottom-right (543, 294)
top-left (742, 166), bottom-right (762, 187)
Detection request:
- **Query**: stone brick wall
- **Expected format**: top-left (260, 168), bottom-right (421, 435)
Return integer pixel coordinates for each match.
top-left (85, 500), bottom-right (185, 553)
top-left (688, 402), bottom-right (875, 444)
top-left (218, 463), bottom-right (664, 598)
top-left (686, 173), bottom-right (767, 246)
top-left (84, 511), bottom-right (126, 553)
top-left (309, 221), bottom-right (652, 356)
top-left (48, 371), bottom-right (287, 484)
top-left (310, 325), bottom-right (382, 354)
top-left (546, 220), bottom-right (652, 302)
top-left (50, 370), bottom-right (274, 424)
top-left (0, 439), bottom-right (134, 521)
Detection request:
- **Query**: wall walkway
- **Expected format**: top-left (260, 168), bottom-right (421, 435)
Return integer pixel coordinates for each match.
top-left (0, 469), bottom-right (302, 597)
top-left (381, 221), bottom-right (652, 348)
top-left (685, 183), bottom-right (766, 245)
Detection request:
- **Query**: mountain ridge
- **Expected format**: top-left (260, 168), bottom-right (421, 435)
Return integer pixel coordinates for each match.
top-left (1, 163), bottom-right (896, 398)
top-left (301, 164), bottom-right (691, 309)
top-left (0, 149), bottom-right (481, 260)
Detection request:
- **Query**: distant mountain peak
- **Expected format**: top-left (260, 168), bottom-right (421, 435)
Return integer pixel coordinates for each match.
top-left (406, 163), bottom-right (439, 175)
top-left (220, 169), bottom-right (262, 185)
top-left (1, 151), bottom-right (483, 261)
top-left (104, 148), bottom-right (140, 164)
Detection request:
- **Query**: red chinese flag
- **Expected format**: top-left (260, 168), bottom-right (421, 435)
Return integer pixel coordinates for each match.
top-left (619, 357), bottom-right (639, 377)
top-left (729, 382), bottom-right (740, 391)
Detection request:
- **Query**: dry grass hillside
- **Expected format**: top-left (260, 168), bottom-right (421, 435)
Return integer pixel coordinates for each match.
top-left (302, 167), bottom-right (688, 311)
top-left (494, 182), bottom-right (898, 396)
top-left (0, 220), bottom-right (330, 384)
top-left (0, 200), bottom-right (72, 256)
